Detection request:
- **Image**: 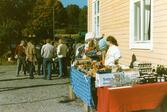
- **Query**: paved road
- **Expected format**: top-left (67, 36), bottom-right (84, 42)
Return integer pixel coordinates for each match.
top-left (0, 65), bottom-right (83, 112)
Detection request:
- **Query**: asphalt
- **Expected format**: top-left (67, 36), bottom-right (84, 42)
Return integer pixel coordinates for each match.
top-left (0, 65), bottom-right (83, 112)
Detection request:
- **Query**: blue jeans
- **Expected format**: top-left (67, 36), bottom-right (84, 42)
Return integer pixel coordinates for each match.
top-left (58, 57), bottom-right (67, 77)
top-left (43, 58), bottom-right (52, 79)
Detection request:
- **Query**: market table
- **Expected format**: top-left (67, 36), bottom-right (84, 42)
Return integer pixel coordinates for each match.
top-left (70, 67), bottom-right (97, 107)
top-left (98, 82), bottom-right (167, 112)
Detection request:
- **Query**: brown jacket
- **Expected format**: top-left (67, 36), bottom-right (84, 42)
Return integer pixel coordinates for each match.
top-left (26, 42), bottom-right (36, 62)
top-left (15, 45), bottom-right (26, 57)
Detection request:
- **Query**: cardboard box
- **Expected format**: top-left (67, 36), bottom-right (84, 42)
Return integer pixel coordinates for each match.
top-left (96, 70), bottom-right (140, 87)
top-left (95, 72), bottom-right (125, 87)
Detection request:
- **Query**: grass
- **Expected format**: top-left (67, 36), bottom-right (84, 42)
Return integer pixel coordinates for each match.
top-left (0, 58), bottom-right (16, 65)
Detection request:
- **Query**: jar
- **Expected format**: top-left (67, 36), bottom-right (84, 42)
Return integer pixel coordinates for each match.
top-left (161, 77), bottom-right (165, 82)
top-left (164, 75), bottom-right (167, 81)
top-left (149, 77), bottom-right (154, 83)
top-left (152, 76), bottom-right (157, 83)
top-left (145, 76), bottom-right (149, 83)
top-left (139, 77), bottom-right (145, 84)
top-left (157, 77), bottom-right (161, 82)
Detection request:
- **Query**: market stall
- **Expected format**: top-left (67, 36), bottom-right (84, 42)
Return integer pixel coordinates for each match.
top-left (97, 82), bottom-right (167, 112)
top-left (70, 67), bottom-right (96, 107)
top-left (70, 33), bottom-right (167, 112)
top-left (69, 32), bottom-right (102, 111)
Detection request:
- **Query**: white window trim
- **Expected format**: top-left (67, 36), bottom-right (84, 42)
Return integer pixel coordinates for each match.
top-left (92, 0), bottom-right (100, 38)
top-left (129, 0), bottom-right (153, 50)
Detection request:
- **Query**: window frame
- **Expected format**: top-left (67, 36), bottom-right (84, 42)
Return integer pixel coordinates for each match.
top-left (92, 0), bottom-right (100, 37)
top-left (130, 0), bottom-right (153, 50)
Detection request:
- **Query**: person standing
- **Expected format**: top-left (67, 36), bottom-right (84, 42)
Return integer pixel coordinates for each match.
top-left (26, 40), bottom-right (36, 79)
top-left (98, 34), bottom-right (108, 62)
top-left (15, 40), bottom-right (26, 76)
top-left (105, 36), bottom-right (121, 67)
top-left (35, 41), bottom-right (43, 75)
top-left (52, 41), bottom-right (58, 74)
top-left (57, 39), bottom-right (68, 78)
top-left (41, 38), bottom-right (54, 80)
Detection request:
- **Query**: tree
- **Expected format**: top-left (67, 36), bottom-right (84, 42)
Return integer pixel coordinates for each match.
top-left (24, 0), bottom-right (53, 38)
top-left (0, 0), bottom-right (88, 57)
top-left (44, 0), bottom-right (67, 29)
top-left (79, 6), bottom-right (87, 32)
top-left (65, 4), bottom-right (80, 33)
top-left (54, 0), bottom-right (67, 29)
top-left (23, 0), bottom-right (67, 38)
top-left (0, 0), bottom-right (35, 24)
top-left (0, 0), bottom-right (35, 56)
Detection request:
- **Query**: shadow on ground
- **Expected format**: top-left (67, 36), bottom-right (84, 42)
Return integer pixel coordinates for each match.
top-left (0, 96), bottom-right (67, 106)
top-left (0, 77), bottom-right (28, 81)
top-left (0, 82), bottom-right (70, 93)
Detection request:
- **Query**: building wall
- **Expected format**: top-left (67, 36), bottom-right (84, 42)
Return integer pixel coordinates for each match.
top-left (88, 0), bottom-right (167, 66)
top-left (88, 0), bottom-right (92, 32)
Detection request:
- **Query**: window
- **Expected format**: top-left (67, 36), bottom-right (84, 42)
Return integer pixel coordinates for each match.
top-left (130, 0), bottom-right (152, 49)
top-left (93, 0), bottom-right (100, 37)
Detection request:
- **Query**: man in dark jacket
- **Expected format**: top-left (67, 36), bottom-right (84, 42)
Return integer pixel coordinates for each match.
top-left (35, 41), bottom-right (43, 75)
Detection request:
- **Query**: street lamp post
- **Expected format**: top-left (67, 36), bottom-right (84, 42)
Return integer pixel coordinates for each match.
top-left (52, 6), bottom-right (55, 39)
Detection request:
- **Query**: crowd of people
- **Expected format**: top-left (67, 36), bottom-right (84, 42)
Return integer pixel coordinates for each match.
top-left (15, 38), bottom-right (71, 80)
top-left (14, 34), bottom-right (121, 80)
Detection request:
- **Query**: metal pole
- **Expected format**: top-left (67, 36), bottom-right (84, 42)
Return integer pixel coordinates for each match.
top-left (53, 6), bottom-right (55, 39)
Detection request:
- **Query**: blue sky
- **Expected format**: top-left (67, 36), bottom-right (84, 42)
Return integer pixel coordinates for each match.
top-left (61, 0), bottom-right (87, 8)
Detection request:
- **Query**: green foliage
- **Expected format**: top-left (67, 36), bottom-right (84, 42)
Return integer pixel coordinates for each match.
top-left (0, 0), bottom-right (36, 56)
top-left (24, 0), bottom-right (67, 38)
top-left (66, 4), bottom-right (80, 26)
top-left (0, 0), bottom-right (87, 56)
top-left (79, 6), bottom-right (87, 32)
top-left (65, 5), bottom-right (87, 33)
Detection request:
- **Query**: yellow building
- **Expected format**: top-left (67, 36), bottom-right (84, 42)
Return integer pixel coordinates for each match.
top-left (88, 0), bottom-right (167, 66)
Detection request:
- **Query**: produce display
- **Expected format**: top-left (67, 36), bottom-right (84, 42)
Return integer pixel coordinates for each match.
top-left (73, 58), bottom-right (110, 77)
top-left (72, 58), bottom-right (167, 87)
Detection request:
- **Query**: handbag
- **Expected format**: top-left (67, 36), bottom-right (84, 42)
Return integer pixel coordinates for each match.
top-left (14, 55), bottom-right (18, 59)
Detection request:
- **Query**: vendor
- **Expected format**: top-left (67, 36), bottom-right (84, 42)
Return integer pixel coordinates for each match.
top-left (84, 32), bottom-right (95, 52)
top-left (85, 39), bottom-right (96, 52)
top-left (98, 34), bottom-right (108, 62)
top-left (98, 34), bottom-right (108, 51)
top-left (84, 39), bottom-right (100, 60)
top-left (105, 36), bottom-right (121, 67)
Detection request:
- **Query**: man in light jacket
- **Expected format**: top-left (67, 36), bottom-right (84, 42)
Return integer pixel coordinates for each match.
top-left (41, 38), bottom-right (54, 80)
top-left (57, 39), bottom-right (68, 78)
top-left (26, 39), bottom-right (36, 79)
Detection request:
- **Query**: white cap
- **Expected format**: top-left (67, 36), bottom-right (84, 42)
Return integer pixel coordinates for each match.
top-left (85, 32), bottom-right (95, 42)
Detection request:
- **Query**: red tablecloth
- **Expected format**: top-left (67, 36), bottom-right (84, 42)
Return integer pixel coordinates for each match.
top-left (98, 82), bottom-right (167, 112)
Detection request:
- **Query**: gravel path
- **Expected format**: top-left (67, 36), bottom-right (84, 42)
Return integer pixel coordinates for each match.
top-left (0, 65), bottom-right (83, 112)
